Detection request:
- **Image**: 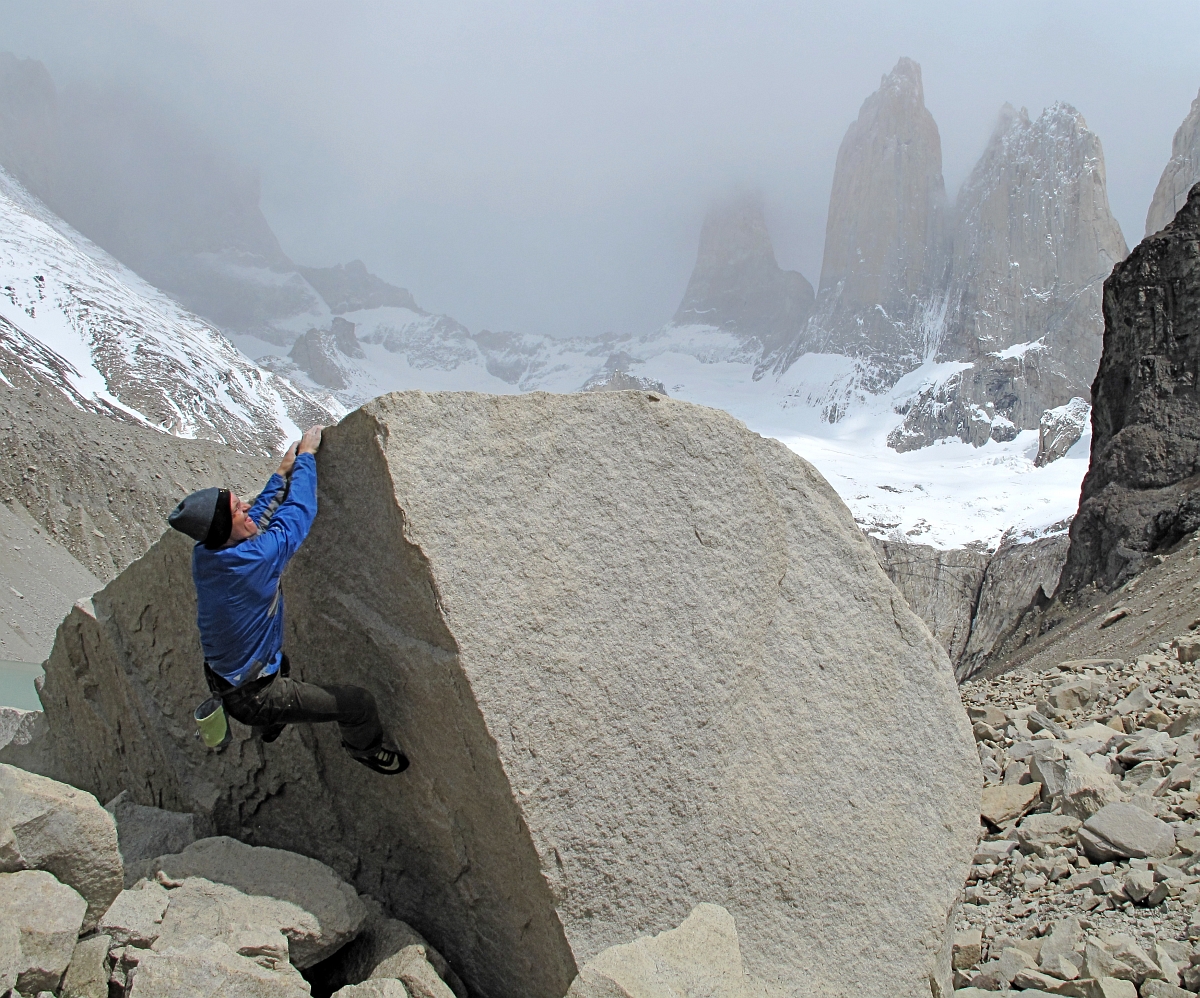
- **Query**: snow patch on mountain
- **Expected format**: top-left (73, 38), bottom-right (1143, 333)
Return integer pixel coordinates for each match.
top-left (0, 167), bottom-right (340, 454)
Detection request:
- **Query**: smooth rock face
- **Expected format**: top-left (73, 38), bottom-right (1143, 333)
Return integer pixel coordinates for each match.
top-left (60, 933), bottom-right (111, 998)
top-left (1, 868), bottom-right (88, 994)
top-left (152, 876), bottom-right (320, 969)
top-left (98, 881), bottom-right (170, 948)
top-left (137, 837), bottom-right (366, 968)
top-left (1059, 183), bottom-right (1200, 592)
top-left (869, 537), bottom-right (989, 666)
top-left (566, 904), bottom-right (754, 998)
top-left (1146, 88), bottom-right (1200, 236)
top-left (104, 790), bottom-right (196, 874)
top-left (128, 939), bottom-right (311, 998)
top-left (670, 191), bottom-right (815, 373)
top-left (1080, 802), bottom-right (1176, 859)
top-left (0, 916), bottom-right (18, 994)
top-left (17, 391), bottom-right (980, 998)
top-left (334, 982), bottom-right (411, 998)
top-left (0, 763), bottom-right (122, 928)
top-left (808, 57), bottom-right (947, 388)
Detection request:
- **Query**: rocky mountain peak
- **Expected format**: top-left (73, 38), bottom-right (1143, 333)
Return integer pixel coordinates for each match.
top-left (806, 57), bottom-right (948, 388)
top-left (1146, 86), bottom-right (1200, 236)
top-left (297, 259), bottom-right (422, 316)
top-left (671, 191), bottom-right (814, 365)
top-left (890, 99), bottom-right (1127, 451)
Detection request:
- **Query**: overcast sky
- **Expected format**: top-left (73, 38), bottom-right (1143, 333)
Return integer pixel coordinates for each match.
top-left (2, 1), bottom-right (1198, 338)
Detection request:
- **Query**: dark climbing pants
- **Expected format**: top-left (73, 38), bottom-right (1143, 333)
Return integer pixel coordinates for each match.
top-left (205, 654), bottom-right (383, 753)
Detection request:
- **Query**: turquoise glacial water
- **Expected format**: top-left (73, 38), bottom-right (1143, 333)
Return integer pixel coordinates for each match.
top-left (0, 660), bottom-right (43, 711)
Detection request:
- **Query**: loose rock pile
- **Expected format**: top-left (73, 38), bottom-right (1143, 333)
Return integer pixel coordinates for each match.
top-left (955, 631), bottom-right (1200, 995)
top-left (0, 764), bottom-right (464, 998)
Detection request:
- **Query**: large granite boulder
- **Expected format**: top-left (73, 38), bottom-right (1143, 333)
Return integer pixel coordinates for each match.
top-left (1059, 183), bottom-right (1200, 593)
top-left (5, 391), bottom-right (979, 998)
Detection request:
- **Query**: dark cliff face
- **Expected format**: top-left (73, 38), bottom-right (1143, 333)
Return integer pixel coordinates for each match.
top-left (1059, 182), bottom-right (1200, 593)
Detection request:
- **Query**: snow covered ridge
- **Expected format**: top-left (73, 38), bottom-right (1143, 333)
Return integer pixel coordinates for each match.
top-left (0, 168), bottom-right (341, 455)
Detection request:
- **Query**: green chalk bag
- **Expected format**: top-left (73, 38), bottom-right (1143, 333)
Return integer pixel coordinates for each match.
top-left (194, 696), bottom-right (230, 750)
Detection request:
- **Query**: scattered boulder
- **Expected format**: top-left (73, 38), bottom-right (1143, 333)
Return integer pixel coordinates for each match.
top-left (981, 781), bottom-right (1042, 825)
top-left (0, 764), bottom-right (122, 929)
top-left (378, 946), bottom-right (455, 998)
top-left (128, 939), bottom-right (311, 998)
top-left (26, 391), bottom-right (980, 998)
top-left (311, 898), bottom-right (464, 998)
top-left (104, 791), bottom-right (195, 875)
top-left (60, 933), bottom-right (112, 998)
top-left (1017, 813), bottom-right (1082, 857)
top-left (137, 837), bottom-right (366, 967)
top-left (334, 982), bottom-right (411, 998)
top-left (1, 868), bottom-right (88, 993)
top-left (565, 903), bottom-right (754, 998)
top-left (153, 876), bottom-right (330, 970)
top-left (99, 880), bottom-right (170, 948)
top-left (1078, 802), bottom-right (1176, 860)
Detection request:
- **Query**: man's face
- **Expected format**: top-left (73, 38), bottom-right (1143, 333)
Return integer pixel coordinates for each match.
top-left (227, 493), bottom-right (258, 543)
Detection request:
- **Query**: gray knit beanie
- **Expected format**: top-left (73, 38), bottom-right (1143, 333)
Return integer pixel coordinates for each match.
top-left (168, 487), bottom-right (223, 543)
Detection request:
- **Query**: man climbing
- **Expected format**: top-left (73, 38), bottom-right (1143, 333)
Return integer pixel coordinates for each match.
top-left (167, 425), bottom-right (408, 775)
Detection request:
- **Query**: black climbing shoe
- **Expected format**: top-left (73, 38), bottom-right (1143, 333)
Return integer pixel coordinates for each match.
top-left (348, 742), bottom-right (409, 775)
top-left (259, 723), bottom-right (287, 743)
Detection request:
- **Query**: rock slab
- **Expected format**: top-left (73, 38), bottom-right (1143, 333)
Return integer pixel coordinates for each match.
top-left (1, 868), bottom-right (87, 994)
top-left (0, 762), bottom-right (122, 928)
top-left (17, 391), bottom-right (980, 998)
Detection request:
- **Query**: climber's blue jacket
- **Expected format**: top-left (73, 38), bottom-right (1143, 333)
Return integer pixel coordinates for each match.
top-left (192, 452), bottom-right (317, 687)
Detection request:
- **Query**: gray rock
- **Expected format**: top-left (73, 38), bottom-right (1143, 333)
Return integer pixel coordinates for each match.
top-left (1124, 868), bottom-right (1155, 902)
top-left (1141, 980), bottom-right (1192, 998)
top-left (1017, 813), bottom-right (1082, 857)
top-left (1037, 917), bottom-right (1082, 971)
top-left (25, 391), bottom-right (981, 998)
top-left (0, 914), bottom-right (19, 994)
top-left (0, 764), bottom-right (122, 929)
top-left (1059, 182), bottom-right (1200, 593)
top-left (98, 880), bottom-right (170, 948)
top-left (104, 791), bottom-right (195, 875)
top-left (128, 939), bottom-right (311, 998)
top-left (565, 903), bottom-right (756, 998)
top-left (153, 876), bottom-right (326, 970)
top-left (139, 837), bottom-right (365, 968)
top-left (334, 983), bottom-right (410, 998)
top-left (310, 899), bottom-right (463, 998)
top-left (376, 946), bottom-right (455, 998)
top-left (0, 706), bottom-right (47, 754)
top-left (0, 868), bottom-right (88, 994)
top-left (60, 934), bottom-right (111, 998)
top-left (953, 928), bottom-right (982, 970)
top-left (1080, 803), bottom-right (1176, 859)
top-left (1146, 87), bottom-right (1200, 236)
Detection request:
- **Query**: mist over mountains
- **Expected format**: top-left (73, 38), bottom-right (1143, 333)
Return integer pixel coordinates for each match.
top-left (0, 49), bottom-right (1197, 548)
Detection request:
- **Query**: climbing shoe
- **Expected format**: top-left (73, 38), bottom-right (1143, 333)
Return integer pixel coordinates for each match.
top-left (348, 741), bottom-right (409, 775)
